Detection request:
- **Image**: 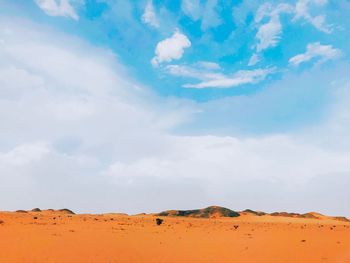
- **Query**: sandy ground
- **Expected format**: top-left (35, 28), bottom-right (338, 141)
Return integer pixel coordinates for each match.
top-left (0, 211), bottom-right (349, 263)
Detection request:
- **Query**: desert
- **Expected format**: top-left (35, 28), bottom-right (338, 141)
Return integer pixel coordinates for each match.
top-left (2, 2), bottom-right (350, 263)
top-left (0, 206), bottom-right (349, 263)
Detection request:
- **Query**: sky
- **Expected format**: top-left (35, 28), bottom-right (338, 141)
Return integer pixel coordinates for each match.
top-left (1, 0), bottom-right (350, 216)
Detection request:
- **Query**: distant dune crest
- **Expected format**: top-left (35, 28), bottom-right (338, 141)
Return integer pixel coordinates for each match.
top-left (156, 206), bottom-right (350, 222)
top-left (9, 206), bottom-right (350, 222)
top-left (15, 208), bottom-right (75, 215)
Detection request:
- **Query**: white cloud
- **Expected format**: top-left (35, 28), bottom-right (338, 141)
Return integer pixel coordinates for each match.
top-left (0, 17), bottom-right (191, 159)
top-left (256, 17), bottom-right (282, 52)
top-left (103, 131), bottom-right (350, 215)
top-left (252, 1), bottom-right (331, 60)
top-left (255, 3), bottom-right (293, 52)
top-left (185, 69), bottom-right (274, 89)
top-left (294, 0), bottom-right (331, 33)
top-left (181, 0), bottom-right (221, 30)
top-left (289, 42), bottom-right (341, 66)
top-left (248, 54), bottom-right (260, 66)
top-left (232, 1), bottom-right (258, 26)
top-left (201, 0), bottom-right (222, 30)
top-left (34, 0), bottom-right (79, 20)
top-left (181, 0), bottom-right (202, 21)
top-left (0, 66), bottom-right (45, 100)
top-left (151, 30), bottom-right (191, 67)
top-left (166, 64), bottom-right (220, 80)
top-left (141, 0), bottom-right (159, 28)
top-left (0, 142), bottom-right (50, 166)
top-left (105, 134), bottom-right (350, 185)
top-left (1, 17), bottom-right (350, 216)
top-left (195, 61), bottom-right (221, 70)
top-left (167, 64), bottom-right (274, 89)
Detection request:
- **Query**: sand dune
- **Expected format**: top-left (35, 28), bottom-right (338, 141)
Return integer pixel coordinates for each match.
top-left (0, 207), bottom-right (349, 263)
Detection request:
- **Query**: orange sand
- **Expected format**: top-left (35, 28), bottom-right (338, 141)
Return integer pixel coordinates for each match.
top-left (0, 211), bottom-right (349, 263)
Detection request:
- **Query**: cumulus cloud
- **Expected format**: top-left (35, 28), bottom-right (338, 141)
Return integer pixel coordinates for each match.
top-left (141, 0), bottom-right (159, 28)
top-left (289, 42), bottom-right (341, 66)
top-left (167, 64), bottom-right (274, 89)
top-left (151, 30), bottom-right (191, 67)
top-left (34, 0), bottom-right (79, 20)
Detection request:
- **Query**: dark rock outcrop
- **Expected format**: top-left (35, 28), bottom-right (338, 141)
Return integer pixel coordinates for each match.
top-left (58, 209), bottom-right (75, 215)
top-left (157, 206), bottom-right (240, 218)
top-left (242, 209), bottom-right (266, 216)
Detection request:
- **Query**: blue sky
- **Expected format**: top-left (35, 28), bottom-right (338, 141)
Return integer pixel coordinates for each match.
top-left (3, 0), bottom-right (349, 101)
top-left (3, 0), bottom-right (348, 134)
top-left (1, 0), bottom-right (350, 215)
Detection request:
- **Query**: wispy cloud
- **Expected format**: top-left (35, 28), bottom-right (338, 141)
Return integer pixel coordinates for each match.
top-left (248, 54), bottom-right (260, 67)
top-left (255, 3), bottom-right (294, 53)
top-left (181, 0), bottom-right (202, 21)
top-left (201, 0), bottom-right (222, 30)
top-left (34, 0), bottom-right (79, 20)
top-left (195, 61), bottom-right (221, 70)
top-left (151, 29), bottom-right (191, 67)
top-left (250, 0), bottom-right (332, 66)
top-left (141, 0), bottom-right (159, 28)
top-left (181, 0), bottom-right (221, 30)
top-left (167, 64), bottom-right (274, 89)
top-left (294, 0), bottom-right (332, 33)
top-left (289, 42), bottom-right (341, 66)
